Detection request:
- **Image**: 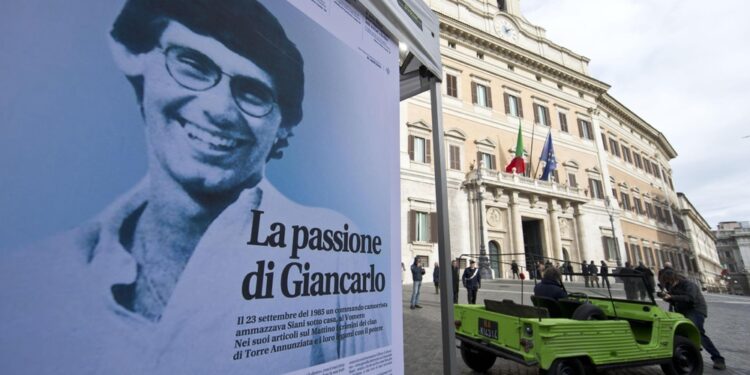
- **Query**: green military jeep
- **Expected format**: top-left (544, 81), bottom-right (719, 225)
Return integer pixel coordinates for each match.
top-left (454, 273), bottom-right (703, 374)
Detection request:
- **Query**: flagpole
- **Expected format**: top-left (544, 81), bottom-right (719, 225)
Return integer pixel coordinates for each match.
top-left (527, 119), bottom-right (536, 178)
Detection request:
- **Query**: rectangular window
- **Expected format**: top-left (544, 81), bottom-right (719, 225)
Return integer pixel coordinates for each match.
top-left (601, 133), bottom-right (608, 151)
top-left (651, 161), bottom-right (660, 177)
top-left (633, 197), bottom-right (643, 215)
top-left (446, 74), bottom-right (458, 98)
top-left (416, 255), bottom-right (430, 267)
top-left (558, 112), bottom-right (568, 132)
top-left (636, 245), bottom-right (646, 264)
top-left (567, 173), bottom-right (577, 187)
top-left (602, 237), bottom-right (617, 261)
top-left (449, 144), bottom-right (461, 170)
top-left (578, 119), bottom-right (593, 140)
top-left (533, 103), bottom-right (550, 126)
top-left (409, 210), bottom-right (437, 243)
top-left (408, 135), bottom-right (431, 164)
top-left (478, 151), bottom-right (497, 170)
top-left (608, 138), bottom-right (621, 157)
top-left (471, 82), bottom-right (492, 107)
top-left (655, 206), bottom-right (664, 222)
top-left (668, 177), bottom-right (674, 191)
top-left (416, 211), bottom-right (429, 241)
top-left (633, 153), bottom-right (643, 169)
top-left (664, 209), bottom-right (673, 225)
top-left (644, 157), bottom-right (652, 174)
top-left (622, 146), bottom-right (632, 163)
top-left (504, 93), bottom-right (522, 117)
top-left (645, 202), bottom-right (654, 218)
top-left (646, 247), bottom-right (655, 267)
top-left (620, 192), bottom-right (631, 211)
top-left (552, 169), bottom-right (559, 183)
top-left (588, 178), bottom-right (604, 199)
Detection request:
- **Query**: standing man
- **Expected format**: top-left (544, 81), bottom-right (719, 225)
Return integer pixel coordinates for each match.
top-left (410, 257), bottom-right (424, 309)
top-left (582, 260), bottom-right (590, 287)
top-left (658, 261), bottom-right (673, 291)
top-left (589, 261), bottom-right (600, 288)
top-left (600, 260), bottom-right (610, 288)
top-left (619, 262), bottom-right (639, 300)
top-left (462, 260), bottom-right (481, 304)
top-left (659, 269), bottom-right (726, 370)
top-left (451, 259), bottom-right (460, 304)
top-left (511, 260), bottom-right (520, 279)
top-left (636, 261), bottom-right (655, 300)
top-left (432, 262), bottom-right (440, 294)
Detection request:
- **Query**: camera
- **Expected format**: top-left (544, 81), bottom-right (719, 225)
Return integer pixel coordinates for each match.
top-left (656, 291), bottom-right (666, 298)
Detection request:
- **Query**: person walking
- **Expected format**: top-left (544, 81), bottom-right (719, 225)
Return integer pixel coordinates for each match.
top-left (432, 262), bottom-right (440, 294)
top-left (511, 260), bottom-right (520, 279)
top-left (451, 259), bottom-right (460, 304)
top-left (582, 260), bottom-right (590, 287)
top-left (600, 260), bottom-right (610, 288)
top-left (410, 257), bottom-right (424, 309)
top-left (462, 260), bottom-right (481, 304)
top-left (659, 269), bottom-right (726, 370)
top-left (589, 261), bottom-right (600, 288)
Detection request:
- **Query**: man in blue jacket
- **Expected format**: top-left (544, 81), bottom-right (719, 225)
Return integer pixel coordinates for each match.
top-left (462, 260), bottom-right (481, 304)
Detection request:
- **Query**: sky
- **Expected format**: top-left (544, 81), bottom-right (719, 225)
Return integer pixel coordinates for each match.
top-left (520, 0), bottom-right (750, 228)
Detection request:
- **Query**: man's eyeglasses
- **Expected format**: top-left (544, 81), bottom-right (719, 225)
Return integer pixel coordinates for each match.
top-left (161, 45), bottom-right (277, 118)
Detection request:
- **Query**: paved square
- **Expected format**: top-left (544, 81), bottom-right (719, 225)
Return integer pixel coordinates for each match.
top-left (403, 279), bottom-right (750, 374)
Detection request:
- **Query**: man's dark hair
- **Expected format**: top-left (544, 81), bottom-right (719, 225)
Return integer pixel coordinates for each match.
top-left (542, 267), bottom-right (562, 283)
top-left (111, 0), bottom-right (304, 135)
top-left (659, 268), bottom-right (684, 286)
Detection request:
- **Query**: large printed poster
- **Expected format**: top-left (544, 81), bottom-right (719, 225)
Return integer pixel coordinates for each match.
top-left (0, 0), bottom-right (401, 373)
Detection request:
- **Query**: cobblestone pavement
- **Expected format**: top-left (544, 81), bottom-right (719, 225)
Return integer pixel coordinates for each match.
top-left (403, 279), bottom-right (750, 374)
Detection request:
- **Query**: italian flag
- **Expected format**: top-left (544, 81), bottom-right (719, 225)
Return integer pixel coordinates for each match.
top-left (505, 124), bottom-right (525, 174)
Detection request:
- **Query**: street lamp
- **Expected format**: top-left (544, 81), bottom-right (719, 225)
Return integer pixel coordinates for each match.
top-left (475, 164), bottom-right (492, 279)
top-left (605, 197), bottom-right (623, 267)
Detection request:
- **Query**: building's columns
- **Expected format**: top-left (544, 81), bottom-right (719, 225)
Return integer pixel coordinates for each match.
top-left (548, 198), bottom-right (562, 261)
top-left (509, 191), bottom-right (527, 273)
top-left (574, 203), bottom-right (587, 262)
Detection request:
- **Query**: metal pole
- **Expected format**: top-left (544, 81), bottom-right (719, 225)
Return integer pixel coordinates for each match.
top-left (428, 76), bottom-right (457, 375)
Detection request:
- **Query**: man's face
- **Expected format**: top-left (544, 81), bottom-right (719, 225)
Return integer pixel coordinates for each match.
top-left (139, 22), bottom-right (284, 194)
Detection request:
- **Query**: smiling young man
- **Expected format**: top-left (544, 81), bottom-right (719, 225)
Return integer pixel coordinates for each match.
top-left (0, 1), bottom-right (387, 373)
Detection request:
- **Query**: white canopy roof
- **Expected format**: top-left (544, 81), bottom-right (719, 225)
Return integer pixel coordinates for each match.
top-left (360, 0), bottom-right (442, 100)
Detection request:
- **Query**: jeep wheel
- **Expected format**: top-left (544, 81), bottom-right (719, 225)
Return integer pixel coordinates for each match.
top-left (541, 358), bottom-right (586, 375)
top-left (661, 336), bottom-right (703, 375)
top-left (460, 342), bottom-right (496, 373)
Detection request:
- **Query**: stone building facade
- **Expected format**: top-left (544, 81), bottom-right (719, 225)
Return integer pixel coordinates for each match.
top-left (401, 0), bottom-right (696, 282)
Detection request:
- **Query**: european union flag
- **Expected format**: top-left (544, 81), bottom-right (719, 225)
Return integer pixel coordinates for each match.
top-left (539, 132), bottom-right (557, 181)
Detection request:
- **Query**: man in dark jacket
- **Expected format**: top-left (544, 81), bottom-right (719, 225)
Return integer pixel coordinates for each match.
top-left (451, 259), bottom-right (460, 303)
top-left (588, 261), bottom-right (600, 288)
top-left (534, 267), bottom-right (567, 300)
top-left (635, 262), bottom-right (655, 301)
top-left (581, 260), bottom-right (590, 287)
top-left (660, 269), bottom-right (726, 370)
top-left (462, 260), bottom-right (481, 304)
top-left (410, 257), bottom-right (424, 309)
top-left (600, 260), bottom-right (610, 288)
top-left (618, 262), bottom-right (639, 300)
top-left (511, 260), bottom-right (520, 279)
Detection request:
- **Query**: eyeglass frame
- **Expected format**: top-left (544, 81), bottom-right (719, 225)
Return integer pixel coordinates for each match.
top-left (158, 44), bottom-right (278, 118)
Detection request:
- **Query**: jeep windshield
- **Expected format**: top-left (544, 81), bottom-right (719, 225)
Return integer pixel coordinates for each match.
top-left (552, 272), bottom-right (656, 304)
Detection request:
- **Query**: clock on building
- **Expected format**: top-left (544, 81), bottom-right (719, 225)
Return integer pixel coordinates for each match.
top-left (494, 16), bottom-right (519, 42)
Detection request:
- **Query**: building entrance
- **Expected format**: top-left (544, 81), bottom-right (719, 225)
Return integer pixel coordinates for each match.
top-left (522, 219), bottom-right (544, 277)
top-left (488, 241), bottom-right (501, 279)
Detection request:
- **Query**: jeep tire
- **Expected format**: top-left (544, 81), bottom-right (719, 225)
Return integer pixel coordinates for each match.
top-left (661, 335), bottom-right (703, 375)
top-left (460, 342), bottom-right (496, 373)
top-left (540, 358), bottom-right (587, 375)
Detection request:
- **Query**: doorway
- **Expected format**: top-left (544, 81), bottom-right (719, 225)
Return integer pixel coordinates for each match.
top-left (522, 219), bottom-right (544, 276)
top-left (488, 241), bottom-right (501, 279)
